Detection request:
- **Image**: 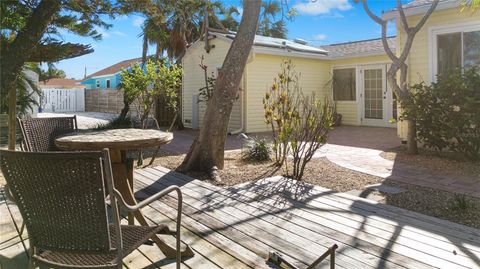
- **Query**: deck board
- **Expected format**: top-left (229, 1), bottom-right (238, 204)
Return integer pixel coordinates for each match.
top-left (1, 166), bottom-right (480, 269)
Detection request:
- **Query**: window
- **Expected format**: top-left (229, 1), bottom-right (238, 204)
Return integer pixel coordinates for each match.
top-left (96, 80), bottom-right (100, 88)
top-left (106, 79), bottom-right (111, 88)
top-left (333, 68), bottom-right (356, 101)
top-left (435, 29), bottom-right (480, 77)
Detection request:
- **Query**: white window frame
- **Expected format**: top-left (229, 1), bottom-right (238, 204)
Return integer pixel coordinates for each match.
top-left (429, 21), bottom-right (480, 83)
top-left (96, 80), bottom-right (100, 89)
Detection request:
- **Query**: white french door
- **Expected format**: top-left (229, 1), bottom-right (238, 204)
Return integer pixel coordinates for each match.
top-left (360, 65), bottom-right (394, 127)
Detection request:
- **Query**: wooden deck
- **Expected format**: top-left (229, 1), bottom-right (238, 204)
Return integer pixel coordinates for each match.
top-left (1, 166), bottom-right (480, 269)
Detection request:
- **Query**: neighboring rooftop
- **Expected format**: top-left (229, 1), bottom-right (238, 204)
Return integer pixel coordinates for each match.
top-left (85, 57), bottom-right (142, 79)
top-left (39, 78), bottom-right (83, 88)
top-left (383, 0), bottom-right (460, 19)
top-left (321, 37), bottom-right (396, 59)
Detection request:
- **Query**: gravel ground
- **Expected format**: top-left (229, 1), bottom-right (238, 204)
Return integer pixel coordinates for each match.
top-left (380, 180), bottom-right (480, 229)
top-left (137, 149), bottom-right (384, 192)
top-left (381, 146), bottom-right (480, 178)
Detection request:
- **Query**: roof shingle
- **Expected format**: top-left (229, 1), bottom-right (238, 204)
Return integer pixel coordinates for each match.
top-left (320, 37), bottom-right (396, 58)
top-left (86, 57), bottom-right (142, 79)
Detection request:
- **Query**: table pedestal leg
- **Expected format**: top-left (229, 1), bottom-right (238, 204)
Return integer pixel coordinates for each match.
top-left (110, 150), bottom-right (194, 259)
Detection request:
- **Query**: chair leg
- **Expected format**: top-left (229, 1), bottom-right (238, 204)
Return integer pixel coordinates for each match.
top-left (27, 250), bottom-right (35, 269)
top-left (2, 191), bottom-right (29, 259)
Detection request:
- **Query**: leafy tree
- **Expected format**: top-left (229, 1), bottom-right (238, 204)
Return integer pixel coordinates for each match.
top-left (135, 0), bottom-right (229, 63)
top-left (257, 1), bottom-right (296, 38)
top-left (120, 59), bottom-right (182, 165)
top-left (219, 6), bottom-right (240, 31)
top-left (1, 0), bottom-right (118, 149)
top-left (355, 0), bottom-right (439, 154)
top-left (120, 59), bottom-right (181, 129)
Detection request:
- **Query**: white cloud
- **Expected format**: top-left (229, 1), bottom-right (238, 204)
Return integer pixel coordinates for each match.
top-left (132, 16), bottom-right (145, 27)
top-left (312, 34), bottom-right (328, 41)
top-left (112, 31), bottom-right (127, 37)
top-left (294, 0), bottom-right (352, 16)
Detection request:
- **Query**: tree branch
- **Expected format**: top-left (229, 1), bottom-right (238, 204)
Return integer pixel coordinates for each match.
top-left (397, 0), bottom-right (410, 33)
top-left (359, 0), bottom-right (397, 63)
top-left (28, 42), bottom-right (94, 62)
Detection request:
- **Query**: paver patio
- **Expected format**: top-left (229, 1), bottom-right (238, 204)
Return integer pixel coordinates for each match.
top-left (1, 166), bottom-right (479, 269)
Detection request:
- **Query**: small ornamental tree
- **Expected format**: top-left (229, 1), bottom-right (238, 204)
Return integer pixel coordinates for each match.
top-left (264, 60), bottom-right (333, 180)
top-left (263, 60), bottom-right (297, 166)
top-left (120, 59), bottom-right (181, 129)
top-left (120, 60), bottom-right (181, 165)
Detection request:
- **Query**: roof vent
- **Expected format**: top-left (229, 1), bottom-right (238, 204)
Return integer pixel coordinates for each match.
top-left (293, 38), bottom-right (307, 45)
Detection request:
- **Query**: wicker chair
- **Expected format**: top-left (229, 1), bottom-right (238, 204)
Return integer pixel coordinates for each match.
top-left (0, 149), bottom-right (183, 269)
top-left (4, 116), bottom-right (79, 257)
top-left (17, 116), bottom-right (78, 152)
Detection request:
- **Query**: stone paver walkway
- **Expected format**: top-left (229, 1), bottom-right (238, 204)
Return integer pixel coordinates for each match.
top-left (314, 143), bottom-right (480, 198)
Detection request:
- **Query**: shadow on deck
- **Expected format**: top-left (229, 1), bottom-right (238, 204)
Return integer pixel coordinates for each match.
top-left (1, 166), bottom-right (480, 269)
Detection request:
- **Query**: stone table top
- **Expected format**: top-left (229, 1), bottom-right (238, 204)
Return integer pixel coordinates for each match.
top-left (55, 128), bottom-right (173, 151)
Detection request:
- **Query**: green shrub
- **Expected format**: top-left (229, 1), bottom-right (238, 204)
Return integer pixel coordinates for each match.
top-left (242, 137), bottom-right (272, 162)
top-left (453, 194), bottom-right (471, 211)
top-left (401, 68), bottom-right (480, 160)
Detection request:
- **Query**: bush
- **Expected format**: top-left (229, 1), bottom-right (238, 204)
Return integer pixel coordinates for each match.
top-left (263, 60), bottom-right (333, 180)
top-left (401, 68), bottom-right (480, 160)
top-left (242, 137), bottom-right (272, 162)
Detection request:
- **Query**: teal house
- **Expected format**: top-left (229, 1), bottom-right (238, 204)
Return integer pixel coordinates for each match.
top-left (81, 57), bottom-right (141, 89)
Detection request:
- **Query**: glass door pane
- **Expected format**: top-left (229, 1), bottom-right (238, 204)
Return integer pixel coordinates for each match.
top-left (364, 69), bottom-right (383, 119)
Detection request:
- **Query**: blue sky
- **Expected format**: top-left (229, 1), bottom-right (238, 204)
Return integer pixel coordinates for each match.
top-left (56, 0), bottom-right (402, 80)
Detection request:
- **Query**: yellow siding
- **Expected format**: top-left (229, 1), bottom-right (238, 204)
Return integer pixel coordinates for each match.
top-left (399, 8), bottom-right (480, 85)
top-left (245, 54), bottom-right (331, 132)
top-left (335, 102), bottom-right (358, 125)
top-left (331, 55), bottom-right (392, 126)
top-left (182, 38), bottom-right (242, 131)
top-left (396, 7), bottom-right (480, 139)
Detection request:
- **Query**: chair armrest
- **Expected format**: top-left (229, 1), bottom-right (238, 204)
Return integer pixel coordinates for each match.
top-left (113, 186), bottom-right (182, 212)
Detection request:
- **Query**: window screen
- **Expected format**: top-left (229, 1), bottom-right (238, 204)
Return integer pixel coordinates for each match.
top-left (437, 32), bottom-right (462, 75)
top-left (333, 68), bottom-right (356, 101)
top-left (464, 30), bottom-right (480, 70)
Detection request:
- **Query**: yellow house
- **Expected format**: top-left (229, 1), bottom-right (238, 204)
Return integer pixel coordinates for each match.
top-left (182, 0), bottom-right (479, 138)
top-left (384, 0), bottom-right (480, 139)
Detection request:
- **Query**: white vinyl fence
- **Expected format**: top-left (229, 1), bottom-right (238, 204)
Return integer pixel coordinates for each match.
top-left (41, 88), bottom-right (85, 112)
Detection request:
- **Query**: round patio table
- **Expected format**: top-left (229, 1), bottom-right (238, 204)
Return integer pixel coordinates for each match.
top-left (55, 129), bottom-right (185, 258)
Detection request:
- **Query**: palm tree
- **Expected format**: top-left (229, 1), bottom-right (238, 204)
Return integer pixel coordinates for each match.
top-left (258, 1), bottom-right (288, 38)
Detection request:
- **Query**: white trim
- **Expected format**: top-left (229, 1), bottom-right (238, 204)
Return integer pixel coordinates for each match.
top-left (332, 61), bottom-right (392, 69)
top-left (252, 47), bottom-right (328, 60)
top-left (383, 0), bottom-right (460, 20)
top-left (429, 21), bottom-right (480, 82)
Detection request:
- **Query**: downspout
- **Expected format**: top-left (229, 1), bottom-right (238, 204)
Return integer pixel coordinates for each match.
top-left (229, 50), bottom-right (255, 135)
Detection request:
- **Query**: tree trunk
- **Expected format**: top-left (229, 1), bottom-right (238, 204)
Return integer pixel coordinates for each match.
top-left (179, 0), bottom-right (261, 172)
top-left (1, 0), bottom-right (61, 150)
top-left (406, 119), bottom-right (418, 154)
top-left (7, 85), bottom-right (17, 150)
top-left (119, 98), bottom-right (130, 120)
